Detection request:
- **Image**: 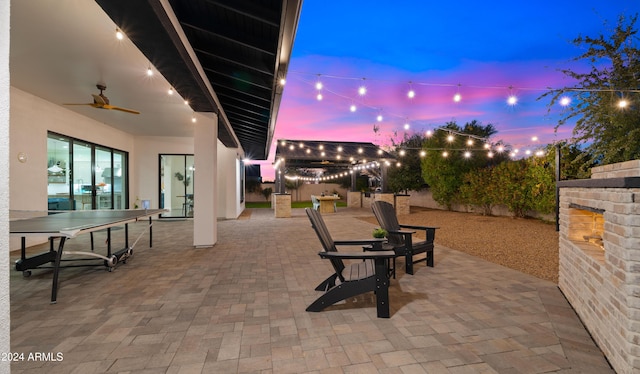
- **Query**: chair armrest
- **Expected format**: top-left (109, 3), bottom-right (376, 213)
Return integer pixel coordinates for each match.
top-left (334, 238), bottom-right (385, 248)
top-left (398, 225), bottom-right (438, 242)
top-left (319, 251), bottom-right (396, 260)
top-left (399, 224), bottom-right (439, 230)
top-left (386, 229), bottom-right (416, 235)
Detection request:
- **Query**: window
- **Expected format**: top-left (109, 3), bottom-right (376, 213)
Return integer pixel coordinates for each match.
top-left (47, 132), bottom-right (128, 210)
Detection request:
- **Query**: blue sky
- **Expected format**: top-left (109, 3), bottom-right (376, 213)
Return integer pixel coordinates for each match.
top-left (256, 0), bottom-right (639, 179)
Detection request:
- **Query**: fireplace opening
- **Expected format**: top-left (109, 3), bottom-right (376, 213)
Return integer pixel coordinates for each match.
top-left (567, 203), bottom-right (604, 250)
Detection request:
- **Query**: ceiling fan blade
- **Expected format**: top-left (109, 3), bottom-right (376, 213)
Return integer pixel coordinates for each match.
top-left (103, 104), bottom-right (140, 115)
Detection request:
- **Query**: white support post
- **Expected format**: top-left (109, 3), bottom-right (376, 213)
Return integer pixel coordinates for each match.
top-left (193, 112), bottom-right (218, 247)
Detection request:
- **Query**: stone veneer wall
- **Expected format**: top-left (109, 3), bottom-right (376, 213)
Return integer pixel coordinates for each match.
top-left (273, 193), bottom-right (291, 218)
top-left (558, 161), bottom-right (640, 374)
top-left (347, 191), bottom-right (362, 208)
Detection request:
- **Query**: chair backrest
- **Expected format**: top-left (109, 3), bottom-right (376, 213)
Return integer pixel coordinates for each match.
top-left (305, 208), bottom-right (346, 278)
top-left (371, 201), bottom-right (404, 246)
top-left (311, 195), bottom-right (320, 208)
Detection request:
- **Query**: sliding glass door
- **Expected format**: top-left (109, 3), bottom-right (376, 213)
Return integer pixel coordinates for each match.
top-left (47, 132), bottom-right (128, 210)
top-left (159, 154), bottom-right (194, 218)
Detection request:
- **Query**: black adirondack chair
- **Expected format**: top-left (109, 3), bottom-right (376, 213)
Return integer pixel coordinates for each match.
top-left (372, 201), bottom-right (438, 275)
top-left (305, 208), bottom-right (396, 318)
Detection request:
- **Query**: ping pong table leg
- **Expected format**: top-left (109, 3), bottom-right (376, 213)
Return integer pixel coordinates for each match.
top-left (50, 237), bottom-right (67, 304)
top-left (125, 224), bottom-right (129, 248)
top-left (149, 217), bottom-right (153, 247)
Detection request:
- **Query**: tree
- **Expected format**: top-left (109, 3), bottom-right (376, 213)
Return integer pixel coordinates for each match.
top-left (386, 133), bottom-right (428, 193)
top-left (459, 166), bottom-right (500, 215)
top-left (542, 14), bottom-right (640, 168)
top-left (421, 120), bottom-right (507, 209)
top-left (261, 187), bottom-right (273, 201)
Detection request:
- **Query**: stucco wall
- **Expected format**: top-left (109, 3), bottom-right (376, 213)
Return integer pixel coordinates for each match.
top-left (1, 0), bottom-right (11, 371)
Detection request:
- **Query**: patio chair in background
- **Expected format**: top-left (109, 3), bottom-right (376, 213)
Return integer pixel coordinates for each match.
top-left (305, 208), bottom-right (396, 318)
top-left (372, 201), bottom-right (438, 275)
top-left (311, 195), bottom-right (320, 210)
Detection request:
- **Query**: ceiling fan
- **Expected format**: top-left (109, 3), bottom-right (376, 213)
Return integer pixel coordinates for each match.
top-left (64, 83), bottom-right (140, 114)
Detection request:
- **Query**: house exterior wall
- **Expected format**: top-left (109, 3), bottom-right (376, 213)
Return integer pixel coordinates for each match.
top-left (1, 1), bottom-right (11, 370)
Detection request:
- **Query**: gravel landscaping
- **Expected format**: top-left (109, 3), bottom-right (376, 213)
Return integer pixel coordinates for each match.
top-left (359, 206), bottom-right (560, 283)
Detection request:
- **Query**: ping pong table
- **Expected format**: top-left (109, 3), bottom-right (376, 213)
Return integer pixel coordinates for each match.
top-left (10, 209), bottom-right (166, 303)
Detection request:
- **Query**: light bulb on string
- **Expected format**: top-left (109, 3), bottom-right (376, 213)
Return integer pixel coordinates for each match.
top-left (425, 130), bottom-right (433, 137)
top-left (168, 87), bottom-right (174, 95)
top-left (447, 134), bottom-right (455, 143)
top-left (350, 103), bottom-right (357, 112)
top-left (403, 122), bottom-right (410, 130)
top-left (358, 78), bottom-right (367, 96)
top-left (559, 96), bottom-right (571, 107)
top-left (376, 114), bottom-right (383, 122)
top-left (146, 66), bottom-right (153, 76)
top-left (453, 83), bottom-right (462, 103)
top-left (464, 151), bottom-right (472, 158)
top-left (442, 151), bottom-right (449, 158)
top-left (315, 74), bottom-right (323, 90)
top-left (507, 86), bottom-right (518, 106)
top-left (316, 93), bottom-right (323, 101)
top-left (407, 81), bottom-right (415, 99)
top-left (115, 28), bottom-right (124, 40)
top-left (618, 98), bottom-right (629, 109)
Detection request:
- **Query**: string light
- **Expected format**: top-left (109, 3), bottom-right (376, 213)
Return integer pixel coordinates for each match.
top-left (146, 66), bottom-right (153, 76)
top-left (358, 78), bottom-right (367, 96)
top-left (618, 98), bottom-right (629, 108)
top-left (453, 84), bottom-right (462, 102)
top-left (560, 96), bottom-right (571, 106)
top-left (115, 28), bottom-right (124, 40)
top-left (350, 103), bottom-right (357, 112)
top-left (407, 81), bottom-right (415, 99)
top-left (168, 87), bottom-right (174, 95)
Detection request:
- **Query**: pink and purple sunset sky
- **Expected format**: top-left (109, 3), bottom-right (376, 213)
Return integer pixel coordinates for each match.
top-left (253, 0), bottom-right (639, 180)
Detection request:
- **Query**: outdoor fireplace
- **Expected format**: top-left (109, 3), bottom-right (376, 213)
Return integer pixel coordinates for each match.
top-left (557, 160), bottom-right (640, 374)
top-left (567, 204), bottom-right (605, 249)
